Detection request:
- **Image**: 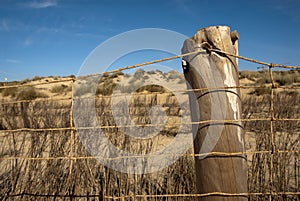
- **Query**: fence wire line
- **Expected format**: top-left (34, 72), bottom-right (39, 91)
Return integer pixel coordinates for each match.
top-left (1, 117), bottom-right (299, 133)
top-left (0, 46), bottom-right (299, 90)
top-left (0, 77), bottom-right (75, 90)
top-left (1, 45), bottom-right (299, 199)
top-left (103, 191), bottom-right (300, 200)
top-left (212, 48), bottom-right (300, 70)
top-left (1, 84), bottom-right (300, 105)
top-left (1, 150), bottom-right (299, 162)
top-left (0, 48), bottom-right (206, 90)
top-left (7, 191), bottom-right (300, 199)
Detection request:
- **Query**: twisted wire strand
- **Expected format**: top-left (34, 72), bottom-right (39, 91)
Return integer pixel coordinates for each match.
top-left (1, 44), bottom-right (299, 200)
top-left (0, 117), bottom-right (299, 133)
top-left (1, 84), bottom-right (299, 105)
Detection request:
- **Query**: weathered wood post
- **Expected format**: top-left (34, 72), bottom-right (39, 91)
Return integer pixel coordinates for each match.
top-left (182, 26), bottom-right (247, 201)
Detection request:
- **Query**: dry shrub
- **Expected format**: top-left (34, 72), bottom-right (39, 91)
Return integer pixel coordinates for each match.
top-left (0, 72), bottom-right (299, 200)
top-left (249, 87), bottom-right (272, 96)
top-left (31, 76), bottom-right (45, 81)
top-left (73, 83), bottom-right (92, 96)
top-left (134, 69), bottom-right (145, 79)
top-left (136, 84), bottom-right (166, 93)
top-left (167, 70), bottom-right (183, 80)
top-left (1, 87), bottom-right (18, 97)
top-left (96, 82), bottom-right (116, 96)
top-left (243, 92), bottom-right (299, 201)
top-left (239, 70), bottom-right (261, 81)
top-left (50, 84), bottom-right (71, 94)
top-left (256, 70), bottom-right (300, 86)
top-left (17, 87), bottom-right (48, 100)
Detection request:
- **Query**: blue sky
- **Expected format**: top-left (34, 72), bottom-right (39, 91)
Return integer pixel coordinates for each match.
top-left (0, 0), bottom-right (300, 81)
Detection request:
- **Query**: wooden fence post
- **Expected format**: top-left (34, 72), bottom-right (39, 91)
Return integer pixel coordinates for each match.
top-left (182, 26), bottom-right (247, 201)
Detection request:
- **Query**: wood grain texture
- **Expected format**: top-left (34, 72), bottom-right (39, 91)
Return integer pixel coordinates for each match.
top-left (182, 26), bottom-right (247, 201)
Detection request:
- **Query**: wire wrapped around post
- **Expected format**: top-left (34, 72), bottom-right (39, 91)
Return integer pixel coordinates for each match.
top-left (182, 26), bottom-right (248, 201)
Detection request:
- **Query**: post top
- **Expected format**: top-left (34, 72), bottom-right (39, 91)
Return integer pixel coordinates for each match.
top-left (196, 25), bottom-right (231, 32)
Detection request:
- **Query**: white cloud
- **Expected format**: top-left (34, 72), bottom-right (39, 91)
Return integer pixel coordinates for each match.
top-left (0, 19), bottom-right (9, 32)
top-left (175, 0), bottom-right (191, 13)
top-left (27, 0), bottom-right (58, 9)
top-left (6, 59), bottom-right (21, 64)
top-left (75, 32), bottom-right (104, 38)
top-left (271, 0), bottom-right (300, 22)
top-left (24, 38), bottom-right (33, 46)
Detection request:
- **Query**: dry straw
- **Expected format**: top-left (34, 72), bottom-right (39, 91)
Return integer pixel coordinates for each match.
top-left (0, 47), bottom-right (299, 200)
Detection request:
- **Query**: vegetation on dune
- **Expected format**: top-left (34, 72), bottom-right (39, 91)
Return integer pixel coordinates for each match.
top-left (0, 69), bottom-right (299, 200)
top-left (0, 86), bottom-right (48, 100)
top-left (135, 84), bottom-right (167, 93)
top-left (239, 69), bottom-right (300, 86)
top-left (1, 69), bottom-right (299, 98)
top-left (1, 87), bottom-right (17, 98)
top-left (17, 87), bottom-right (49, 100)
top-left (0, 90), bottom-right (298, 200)
top-left (50, 84), bottom-right (71, 94)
